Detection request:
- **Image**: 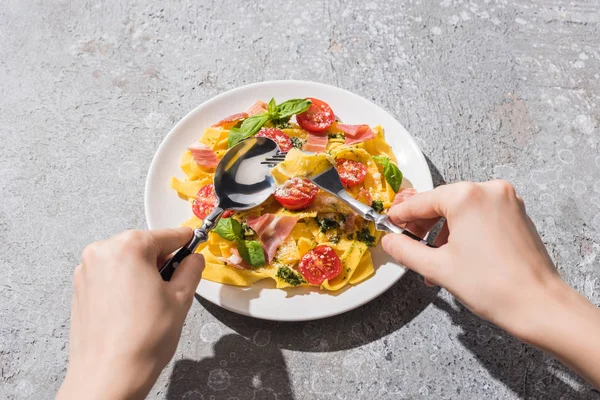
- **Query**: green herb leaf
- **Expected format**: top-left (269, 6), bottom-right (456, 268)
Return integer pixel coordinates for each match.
top-left (372, 155), bottom-right (389, 165)
top-left (356, 227), bottom-right (376, 247)
top-left (276, 99), bottom-right (312, 120)
top-left (213, 218), bottom-right (243, 242)
top-left (267, 98), bottom-right (278, 117)
top-left (373, 155), bottom-right (403, 193)
top-left (237, 240), bottom-right (266, 267)
top-left (290, 137), bottom-right (305, 149)
top-left (383, 162), bottom-right (402, 192)
top-left (328, 133), bottom-right (344, 140)
top-left (276, 266), bottom-right (306, 286)
top-left (228, 113), bottom-right (270, 147)
top-left (371, 200), bottom-right (384, 213)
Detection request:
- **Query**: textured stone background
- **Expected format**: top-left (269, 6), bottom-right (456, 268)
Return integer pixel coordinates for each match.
top-left (1, 0), bottom-right (600, 399)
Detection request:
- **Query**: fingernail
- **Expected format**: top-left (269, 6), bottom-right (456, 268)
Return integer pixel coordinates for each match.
top-left (381, 234), bottom-right (391, 252)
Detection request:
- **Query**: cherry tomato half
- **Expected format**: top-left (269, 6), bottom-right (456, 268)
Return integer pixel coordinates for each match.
top-left (336, 158), bottom-right (368, 188)
top-left (296, 98), bottom-right (335, 132)
top-left (274, 177), bottom-right (318, 210)
top-left (256, 128), bottom-right (293, 152)
top-left (192, 184), bottom-right (217, 219)
top-left (299, 245), bottom-right (342, 285)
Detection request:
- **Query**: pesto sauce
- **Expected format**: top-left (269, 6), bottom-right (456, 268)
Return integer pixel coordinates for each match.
top-left (371, 200), bottom-right (384, 213)
top-left (356, 227), bottom-right (376, 247)
top-left (276, 266), bottom-right (306, 286)
top-left (316, 217), bottom-right (340, 233)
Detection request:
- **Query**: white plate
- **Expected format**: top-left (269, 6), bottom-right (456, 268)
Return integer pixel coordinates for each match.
top-left (145, 80), bottom-right (433, 321)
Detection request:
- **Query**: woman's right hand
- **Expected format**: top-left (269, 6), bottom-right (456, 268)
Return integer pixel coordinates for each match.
top-left (382, 180), bottom-right (600, 388)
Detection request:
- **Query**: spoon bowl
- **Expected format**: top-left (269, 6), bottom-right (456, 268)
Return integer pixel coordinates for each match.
top-left (215, 136), bottom-right (278, 210)
top-left (159, 136), bottom-right (281, 280)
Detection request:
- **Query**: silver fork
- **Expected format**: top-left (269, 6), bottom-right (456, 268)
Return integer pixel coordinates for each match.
top-left (259, 148), bottom-right (435, 247)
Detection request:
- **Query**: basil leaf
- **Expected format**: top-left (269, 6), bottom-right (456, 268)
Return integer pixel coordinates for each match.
top-left (237, 240), bottom-right (266, 267)
top-left (213, 218), bottom-right (243, 242)
top-left (228, 113), bottom-right (270, 147)
top-left (373, 155), bottom-right (402, 192)
top-left (276, 99), bottom-right (312, 119)
top-left (383, 162), bottom-right (403, 192)
top-left (267, 98), bottom-right (278, 117)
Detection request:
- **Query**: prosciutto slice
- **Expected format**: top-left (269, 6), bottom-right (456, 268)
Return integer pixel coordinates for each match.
top-left (392, 188), bottom-right (416, 206)
top-left (303, 132), bottom-right (328, 153)
top-left (247, 100), bottom-right (268, 116)
top-left (336, 124), bottom-right (364, 137)
top-left (246, 214), bottom-right (298, 262)
top-left (188, 142), bottom-right (219, 168)
top-left (212, 112), bottom-right (248, 129)
top-left (345, 125), bottom-right (375, 145)
top-left (226, 248), bottom-right (250, 270)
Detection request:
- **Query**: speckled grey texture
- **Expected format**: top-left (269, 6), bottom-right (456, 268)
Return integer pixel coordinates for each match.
top-left (1, 0), bottom-right (599, 399)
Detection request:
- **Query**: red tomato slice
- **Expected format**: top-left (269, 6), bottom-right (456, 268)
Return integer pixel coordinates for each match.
top-left (299, 245), bottom-right (342, 285)
top-left (255, 128), bottom-right (293, 152)
top-left (212, 112), bottom-right (249, 129)
top-left (192, 184), bottom-right (217, 219)
top-left (336, 158), bottom-right (368, 188)
top-left (296, 98), bottom-right (335, 132)
top-left (274, 177), bottom-right (318, 210)
top-left (222, 210), bottom-right (235, 218)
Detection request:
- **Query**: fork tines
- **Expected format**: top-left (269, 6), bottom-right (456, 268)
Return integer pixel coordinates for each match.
top-left (260, 152), bottom-right (288, 168)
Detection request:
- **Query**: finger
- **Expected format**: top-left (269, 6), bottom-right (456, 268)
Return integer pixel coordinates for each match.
top-left (148, 227), bottom-right (194, 258)
top-left (381, 233), bottom-right (444, 281)
top-left (404, 217), bottom-right (440, 239)
top-left (388, 185), bottom-right (453, 224)
top-left (170, 253), bottom-right (205, 303)
top-left (68, 292), bottom-right (80, 353)
top-left (516, 195), bottom-right (526, 211)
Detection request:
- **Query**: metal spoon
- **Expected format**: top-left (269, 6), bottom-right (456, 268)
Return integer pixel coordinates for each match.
top-left (159, 136), bottom-right (280, 281)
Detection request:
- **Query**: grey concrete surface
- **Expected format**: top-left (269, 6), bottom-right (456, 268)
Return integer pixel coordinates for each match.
top-left (1, 0), bottom-right (600, 398)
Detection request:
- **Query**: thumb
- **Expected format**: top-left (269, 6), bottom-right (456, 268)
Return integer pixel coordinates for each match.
top-left (170, 253), bottom-right (205, 304)
top-left (381, 233), bottom-right (444, 283)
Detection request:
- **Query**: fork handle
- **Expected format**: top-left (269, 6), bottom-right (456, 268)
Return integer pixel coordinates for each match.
top-left (336, 190), bottom-right (436, 248)
top-left (376, 215), bottom-right (437, 248)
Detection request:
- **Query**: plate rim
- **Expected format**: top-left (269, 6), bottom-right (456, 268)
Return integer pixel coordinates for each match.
top-left (144, 79), bottom-right (433, 321)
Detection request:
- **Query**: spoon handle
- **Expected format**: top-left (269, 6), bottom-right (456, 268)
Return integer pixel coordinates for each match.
top-left (159, 206), bottom-right (224, 281)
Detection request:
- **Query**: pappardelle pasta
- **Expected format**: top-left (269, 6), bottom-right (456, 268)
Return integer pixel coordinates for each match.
top-left (171, 97), bottom-right (415, 291)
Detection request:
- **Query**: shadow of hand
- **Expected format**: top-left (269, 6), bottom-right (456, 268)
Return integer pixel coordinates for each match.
top-left (434, 298), bottom-right (600, 399)
top-left (166, 334), bottom-right (294, 399)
